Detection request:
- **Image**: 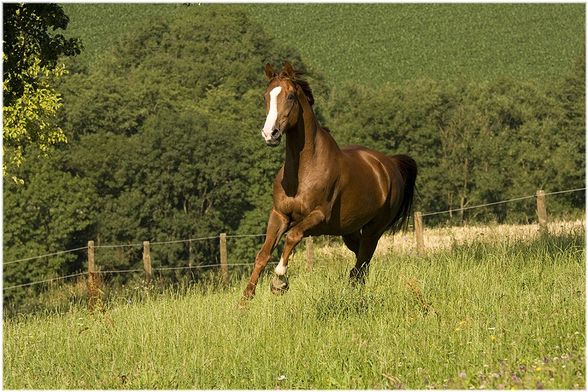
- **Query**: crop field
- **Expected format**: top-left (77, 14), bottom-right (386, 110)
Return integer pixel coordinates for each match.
top-left (62, 3), bottom-right (584, 86)
top-left (4, 224), bottom-right (584, 389)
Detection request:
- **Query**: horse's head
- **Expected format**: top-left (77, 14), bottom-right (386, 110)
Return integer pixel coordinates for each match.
top-left (260, 61), bottom-right (313, 147)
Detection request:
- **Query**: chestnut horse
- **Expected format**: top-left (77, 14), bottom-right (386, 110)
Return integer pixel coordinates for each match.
top-left (242, 62), bottom-right (417, 299)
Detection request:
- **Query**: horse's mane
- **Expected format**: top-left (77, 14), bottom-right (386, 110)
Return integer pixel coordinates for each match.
top-left (278, 69), bottom-right (315, 106)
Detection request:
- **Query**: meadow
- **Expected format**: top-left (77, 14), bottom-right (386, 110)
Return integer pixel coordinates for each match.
top-left (4, 224), bottom-right (585, 389)
top-left (62, 3), bottom-right (584, 86)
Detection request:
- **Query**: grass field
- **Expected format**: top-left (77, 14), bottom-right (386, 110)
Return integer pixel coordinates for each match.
top-left (4, 225), bottom-right (585, 389)
top-left (61, 3), bottom-right (584, 86)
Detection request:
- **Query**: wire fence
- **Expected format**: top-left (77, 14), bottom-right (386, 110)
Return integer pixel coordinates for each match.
top-left (421, 187), bottom-right (585, 217)
top-left (3, 187), bottom-right (585, 292)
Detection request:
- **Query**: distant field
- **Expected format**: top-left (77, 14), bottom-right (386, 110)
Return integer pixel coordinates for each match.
top-left (62, 3), bottom-right (584, 86)
top-left (4, 227), bottom-right (584, 389)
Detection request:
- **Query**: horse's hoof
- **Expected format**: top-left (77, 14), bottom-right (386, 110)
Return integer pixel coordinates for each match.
top-left (241, 283), bottom-right (256, 303)
top-left (237, 296), bottom-right (250, 310)
top-left (349, 267), bottom-right (367, 285)
top-left (270, 274), bottom-right (289, 295)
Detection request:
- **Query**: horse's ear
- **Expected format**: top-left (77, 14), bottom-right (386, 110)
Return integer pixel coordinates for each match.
top-left (283, 61), bottom-right (295, 78)
top-left (264, 63), bottom-right (276, 80)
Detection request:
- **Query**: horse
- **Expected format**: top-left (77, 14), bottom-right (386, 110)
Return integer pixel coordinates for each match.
top-left (242, 61), bottom-right (417, 299)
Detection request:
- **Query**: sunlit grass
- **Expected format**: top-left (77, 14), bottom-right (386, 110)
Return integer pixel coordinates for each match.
top-left (3, 227), bottom-right (585, 389)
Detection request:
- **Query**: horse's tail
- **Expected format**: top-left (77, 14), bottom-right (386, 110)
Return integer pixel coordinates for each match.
top-left (389, 154), bottom-right (418, 233)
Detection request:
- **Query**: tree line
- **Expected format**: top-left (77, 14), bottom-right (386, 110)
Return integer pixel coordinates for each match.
top-left (3, 5), bottom-right (584, 311)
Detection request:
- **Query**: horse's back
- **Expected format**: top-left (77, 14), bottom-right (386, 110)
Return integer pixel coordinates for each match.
top-left (340, 145), bottom-right (417, 232)
top-left (342, 145), bottom-right (416, 177)
top-left (334, 146), bottom-right (398, 227)
top-left (341, 145), bottom-right (401, 177)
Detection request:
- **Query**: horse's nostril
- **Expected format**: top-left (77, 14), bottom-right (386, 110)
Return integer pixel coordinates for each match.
top-left (271, 129), bottom-right (279, 138)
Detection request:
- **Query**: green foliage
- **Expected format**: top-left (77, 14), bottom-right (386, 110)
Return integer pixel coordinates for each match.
top-left (323, 68), bottom-right (585, 224)
top-left (3, 230), bottom-right (585, 388)
top-left (2, 3), bottom-right (81, 181)
top-left (4, 5), bottom-right (308, 306)
top-left (3, 3), bottom-right (81, 105)
top-left (3, 154), bottom-right (97, 308)
top-left (3, 4), bottom-right (584, 313)
top-left (56, 6), bottom-right (304, 257)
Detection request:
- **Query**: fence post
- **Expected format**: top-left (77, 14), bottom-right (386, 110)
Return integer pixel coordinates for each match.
top-left (188, 239), bottom-right (193, 269)
top-left (536, 189), bottom-right (548, 233)
top-left (414, 211), bottom-right (424, 254)
top-left (306, 236), bottom-right (314, 270)
top-left (143, 241), bottom-right (152, 283)
top-left (87, 240), bottom-right (100, 310)
top-left (219, 233), bottom-right (228, 284)
top-left (87, 240), bottom-right (95, 275)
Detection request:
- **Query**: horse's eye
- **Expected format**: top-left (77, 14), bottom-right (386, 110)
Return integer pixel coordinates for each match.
top-left (287, 93), bottom-right (295, 101)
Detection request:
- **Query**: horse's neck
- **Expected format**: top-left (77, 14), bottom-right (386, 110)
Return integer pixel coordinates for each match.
top-left (284, 104), bottom-right (339, 190)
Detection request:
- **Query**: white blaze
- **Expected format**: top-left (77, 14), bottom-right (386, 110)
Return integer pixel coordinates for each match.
top-left (262, 86), bottom-right (282, 141)
top-left (274, 257), bottom-right (287, 276)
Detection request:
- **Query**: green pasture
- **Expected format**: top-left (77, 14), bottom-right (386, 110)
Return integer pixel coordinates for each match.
top-left (4, 229), bottom-right (585, 389)
top-left (62, 3), bottom-right (584, 86)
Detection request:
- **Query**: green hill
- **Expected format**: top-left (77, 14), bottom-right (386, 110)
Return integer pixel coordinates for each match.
top-left (62, 3), bottom-right (584, 86)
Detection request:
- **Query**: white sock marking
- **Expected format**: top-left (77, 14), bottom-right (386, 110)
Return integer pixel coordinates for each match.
top-left (262, 86), bottom-right (282, 141)
top-left (274, 257), bottom-right (287, 276)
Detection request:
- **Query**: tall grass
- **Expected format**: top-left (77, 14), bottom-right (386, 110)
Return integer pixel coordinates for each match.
top-left (3, 228), bottom-right (585, 389)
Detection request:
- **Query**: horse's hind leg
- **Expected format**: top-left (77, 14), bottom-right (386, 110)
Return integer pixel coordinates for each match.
top-left (349, 226), bottom-right (387, 284)
top-left (242, 209), bottom-right (289, 299)
top-left (342, 231), bottom-right (361, 257)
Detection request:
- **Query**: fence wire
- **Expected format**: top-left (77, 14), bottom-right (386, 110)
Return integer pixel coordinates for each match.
top-left (3, 272), bottom-right (88, 291)
top-left (421, 187), bottom-right (585, 217)
top-left (3, 262), bottom-right (278, 291)
top-left (4, 187), bottom-right (585, 292)
top-left (3, 246), bottom-right (89, 266)
top-left (421, 195), bottom-right (536, 217)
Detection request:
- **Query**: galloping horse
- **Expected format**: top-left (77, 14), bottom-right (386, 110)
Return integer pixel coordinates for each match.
top-left (242, 61), bottom-right (417, 299)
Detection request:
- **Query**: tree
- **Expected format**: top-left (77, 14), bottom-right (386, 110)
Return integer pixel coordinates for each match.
top-left (53, 6), bottom-right (310, 270)
top-left (3, 3), bottom-right (81, 181)
top-left (323, 74), bottom-right (582, 225)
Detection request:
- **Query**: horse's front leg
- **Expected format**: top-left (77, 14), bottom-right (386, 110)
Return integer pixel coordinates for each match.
top-left (242, 209), bottom-right (289, 300)
top-left (271, 209), bottom-right (325, 294)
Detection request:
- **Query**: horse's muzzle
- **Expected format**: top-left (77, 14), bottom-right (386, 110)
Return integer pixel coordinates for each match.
top-left (262, 128), bottom-right (282, 147)
top-left (265, 137), bottom-right (281, 147)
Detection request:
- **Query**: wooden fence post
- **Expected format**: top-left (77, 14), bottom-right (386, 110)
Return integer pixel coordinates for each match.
top-left (306, 236), bottom-right (314, 270)
top-left (143, 241), bottom-right (152, 283)
top-left (219, 233), bottom-right (228, 284)
top-left (87, 240), bottom-right (99, 310)
top-left (87, 240), bottom-right (95, 275)
top-left (536, 189), bottom-right (548, 233)
top-left (188, 239), bottom-right (193, 269)
top-left (414, 211), bottom-right (424, 254)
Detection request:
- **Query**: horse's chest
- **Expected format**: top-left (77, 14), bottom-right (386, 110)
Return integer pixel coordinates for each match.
top-left (273, 166), bottom-right (337, 223)
top-left (273, 183), bottom-right (329, 223)
top-left (274, 194), bottom-right (312, 220)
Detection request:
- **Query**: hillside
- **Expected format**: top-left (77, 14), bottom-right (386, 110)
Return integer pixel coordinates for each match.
top-left (61, 3), bottom-right (584, 86)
